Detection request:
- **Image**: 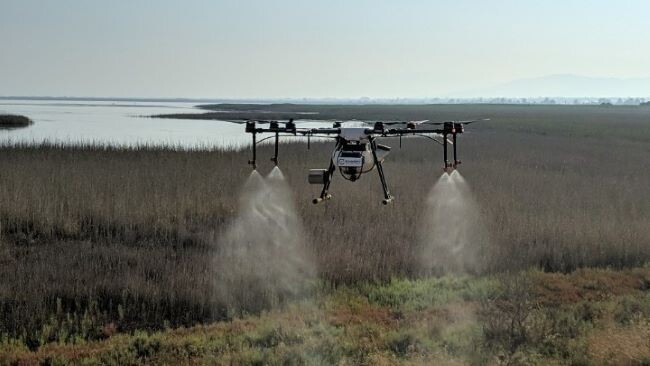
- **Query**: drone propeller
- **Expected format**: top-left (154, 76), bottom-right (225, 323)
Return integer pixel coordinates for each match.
top-left (221, 119), bottom-right (248, 124)
top-left (365, 119), bottom-right (430, 126)
top-left (421, 118), bottom-right (490, 125)
top-left (460, 118), bottom-right (490, 125)
top-left (388, 119), bottom-right (429, 126)
top-left (247, 119), bottom-right (281, 124)
top-left (222, 118), bottom-right (280, 124)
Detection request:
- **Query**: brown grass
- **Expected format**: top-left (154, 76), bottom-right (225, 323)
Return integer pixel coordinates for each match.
top-left (533, 267), bottom-right (650, 305)
top-left (588, 322), bottom-right (650, 365)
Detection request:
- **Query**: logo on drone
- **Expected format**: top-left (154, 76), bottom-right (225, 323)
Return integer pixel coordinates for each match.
top-left (337, 157), bottom-right (363, 167)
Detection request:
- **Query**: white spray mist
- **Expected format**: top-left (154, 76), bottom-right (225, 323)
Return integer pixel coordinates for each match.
top-left (213, 167), bottom-right (314, 314)
top-left (418, 170), bottom-right (491, 275)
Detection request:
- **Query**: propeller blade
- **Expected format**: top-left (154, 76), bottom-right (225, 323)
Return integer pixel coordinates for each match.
top-left (421, 118), bottom-right (489, 125)
top-left (373, 121), bottom-right (405, 125)
top-left (460, 118), bottom-right (490, 125)
top-left (366, 119), bottom-right (431, 126)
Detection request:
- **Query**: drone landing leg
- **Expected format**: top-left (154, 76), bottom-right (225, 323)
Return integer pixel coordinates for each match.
top-left (313, 159), bottom-right (335, 204)
top-left (370, 138), bottom-right (393, 205)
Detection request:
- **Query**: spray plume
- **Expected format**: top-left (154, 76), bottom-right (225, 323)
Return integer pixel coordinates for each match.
top-left (213, 167), bottom-right (314, 314)
top-left (418, 170), bottom-right (491, 275)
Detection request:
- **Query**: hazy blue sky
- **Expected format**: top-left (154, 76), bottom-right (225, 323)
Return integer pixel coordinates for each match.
top-left (1, 0), bottom-right (649, 98)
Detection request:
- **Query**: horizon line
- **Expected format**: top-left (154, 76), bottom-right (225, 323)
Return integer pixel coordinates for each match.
top-left (2, 95), bottom-right (650, 102)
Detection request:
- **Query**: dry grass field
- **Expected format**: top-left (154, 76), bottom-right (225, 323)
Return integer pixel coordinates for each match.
top-left (1, 104), bottom-right (649, 363)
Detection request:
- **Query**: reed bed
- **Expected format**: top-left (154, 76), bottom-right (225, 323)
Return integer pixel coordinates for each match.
top-left (1, 105), bottom-right (650, 346)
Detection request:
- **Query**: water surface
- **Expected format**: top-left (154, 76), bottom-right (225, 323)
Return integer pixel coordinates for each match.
top-left (0, 100), bottom-right (363, 148)
top-left (0, 100), bottom-right (253, 147)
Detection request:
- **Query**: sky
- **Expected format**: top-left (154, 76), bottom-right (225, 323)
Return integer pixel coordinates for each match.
top-left (1, 0), bottom-right (649, 98)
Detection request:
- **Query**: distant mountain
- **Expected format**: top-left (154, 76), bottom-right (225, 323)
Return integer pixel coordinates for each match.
top-left (453, 74), bottom-right (650, 98)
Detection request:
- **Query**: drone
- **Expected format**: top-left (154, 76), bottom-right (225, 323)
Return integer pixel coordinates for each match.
top-left (244, 118), bottom-right (487, 204)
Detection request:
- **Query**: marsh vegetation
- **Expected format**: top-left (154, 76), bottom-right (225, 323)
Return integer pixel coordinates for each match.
top-left (2, 269), bottom-right (648, 365)
top-left (1, 104), bottom-right (649, 363)
top-left (0, 114), bottom-right (32, 129)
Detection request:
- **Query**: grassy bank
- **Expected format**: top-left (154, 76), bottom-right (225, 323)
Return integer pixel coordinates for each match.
top-left (0, 114), bottom-right (32, 128)
top-left (2, 268), bottom-right (648, 365)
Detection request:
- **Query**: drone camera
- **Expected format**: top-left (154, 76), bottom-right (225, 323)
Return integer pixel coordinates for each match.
top-left (337, 151), bottom-right (364, 180)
